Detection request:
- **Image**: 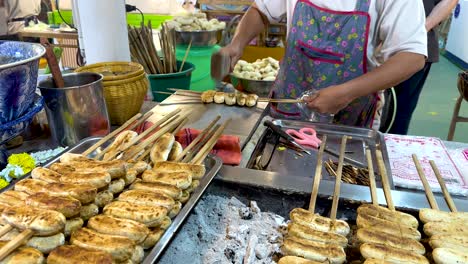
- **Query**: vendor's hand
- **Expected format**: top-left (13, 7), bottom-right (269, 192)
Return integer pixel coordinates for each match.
top-left (218, 44), bottom-right (243, 71)
top-left (305, 85), bottom-right (354, 114)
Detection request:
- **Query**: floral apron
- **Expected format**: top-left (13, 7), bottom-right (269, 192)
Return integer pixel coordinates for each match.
top-left (270, 0), bottom-right (378, 128)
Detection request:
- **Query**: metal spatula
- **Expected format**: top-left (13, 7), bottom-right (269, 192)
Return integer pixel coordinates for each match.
top-left (211, 51), bottom-right (231, 81)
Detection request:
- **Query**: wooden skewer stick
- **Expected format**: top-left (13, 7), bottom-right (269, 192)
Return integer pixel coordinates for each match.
top-left (82, 113), bottom-right (142, 156)
top-left (168, 88), bottom-right (202, 94)
top-left (182, 124), bottom-right (220, 163)
top-left (102, 109), bottom-right (182, 161)
top-left (376, 149), bottom-right (395, 211)
top-left (179, 40), bottom-right (192, 72)
top-left (330, 136), bottom-right (349, 221)
top-left (430, 160), bottom-right (457, 212)
top-left (412, 154), bottom-right (439, 210)
top-left (308, 136), bottom-right (327, 213)
top-left (126, 111), bottom-right (154, 132)
top-left (0, 225), bottom-right (13, 238)
top-left (0, 229), bottom-right (34, 261)
top-left (366, 148), bottom-right (378, 205)
top-left (191, 119), bottom-right (231, 165)
top-left (175, 116), bottom-right (221, 162)
top-left (257, 98), bottom-right (304, 104)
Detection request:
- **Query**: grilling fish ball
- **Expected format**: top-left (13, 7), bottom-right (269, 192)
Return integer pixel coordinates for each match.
top-left (214, 92), bottom-right (225, 104)
top-left (246, 94), bottom-right (259, 107)
top-left (201, 90), bottom-right (216, 103)
top-left (225, 93), bottom-right (237, 105)
top-left (2, 205), bottom-right (66, 236)
top-left (47, 245), bottom-right (113, 264)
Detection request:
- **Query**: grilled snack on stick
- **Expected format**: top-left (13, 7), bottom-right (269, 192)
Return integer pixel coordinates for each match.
top-left (70, 227), bottom-right (135, 263)
top-left (360, 243), bottom-right (429, 264)
top-left (25, 192), bottom-right (81, 218)
top-left (141, 228), bottom-right (165, 249)
top-left (153, 161), bottom-right (206, 179)
top-left (118, 190), bottom-right (175, 210)
top-left (423, 220), bottom-right (468, 236)
top-left (357, 204), bottom-right (418, 228)
top-left (168, 142), bottom-right (183, 161)
top-left (64, 217), bottom-right (83, 237)
top-left (103, 201), bottom-right (168, 227)
top-left (94, 190), bottom-right (114, 207)
top-left (108, 179), bottom-right (125, 194)
top-left (2, 205), bottom-right (66, 236)
top-left (47, 245), bottom-right (113, 264)
top-left (429, 233), bottom-right (468, 252)
top-left (129, 180), bottom-right (183, 200)
top-left (290, 208), bottom-right (350, 236)
top-left (102, 130), bottom-right (138, 160)
top-left (0, 230), bottom-right (64, 254)
top-left (357, 228), bottom-right (425, 255)
top-left (80, 203), bottom-right (99, 221)
top-left (432, 247), bottom-right (468, 264)
top-left (278, 256), bottom-right (324, 264)
top-left (356, 213), bottom-right (421, 241)
top-left (419, 208), bottom-right (468, 224)
top-left (282, 236), bottom-right (346, 264)
top-left (88, 215), bottom-right (150, 244)
top-left (142, 170), bottom-right (192, 189)
top-left (150, 133), bottom-right (175, 163)
top-left (288, 222), bottom-right (348, 247)
top-left (32, 167), bottom-right (111, 190)
top-left (0, 242), bottom-right (44, 264)
top-left (0, 191), bottom-right (28, 206)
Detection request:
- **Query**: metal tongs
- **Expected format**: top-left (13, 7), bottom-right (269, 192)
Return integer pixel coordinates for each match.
top-left (263, 120), bottom-right (365, 168)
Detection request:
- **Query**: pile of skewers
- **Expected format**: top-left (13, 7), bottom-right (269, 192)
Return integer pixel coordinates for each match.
top-left (157, 88), bottom-right (303, 106)
top-left (278, 136), bottom-right (350, 264)
top-left (356, 149), bottom-right (429, 264)
top-left (128, 22), bottom-right (178, 74)
top-left (413, 155), bottom-right (468, 264)
top-left (0, 109), bottom-right (229, 263)
top-left (325, 159), bottom-right (371, 186)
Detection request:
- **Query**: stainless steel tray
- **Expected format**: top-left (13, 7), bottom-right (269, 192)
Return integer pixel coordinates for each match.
top-left (246, 119), bottom-right (394, 188)
top-left (1, 137), bottom-right (223, 264)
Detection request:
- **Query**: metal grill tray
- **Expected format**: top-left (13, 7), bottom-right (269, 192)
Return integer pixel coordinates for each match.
top-left (1, 137), bottom-right (223, 264)
top-left (246, 119), bottom-right (394, 188)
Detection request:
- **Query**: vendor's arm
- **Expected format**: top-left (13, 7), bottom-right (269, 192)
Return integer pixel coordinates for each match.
top-left (308, 0), bottom-right (428, 114)
top-left (219, 0), bottom-right (286, 69)
top-left (426, 0), bottom-right (458, 31)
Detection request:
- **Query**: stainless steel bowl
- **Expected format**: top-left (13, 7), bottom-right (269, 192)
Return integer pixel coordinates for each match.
top-left (175, 30), bottom-right (222, 46)
top-left (230, 74), bottom-right (275, 97)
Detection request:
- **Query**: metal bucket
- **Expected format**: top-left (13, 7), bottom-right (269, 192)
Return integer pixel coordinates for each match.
top-left (38, 72), bottom-right (110, 147)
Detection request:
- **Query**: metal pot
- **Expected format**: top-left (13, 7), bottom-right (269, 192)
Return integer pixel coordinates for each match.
top-left (175, 30), bottom-right (222, 47)
top-left (230, 75), bottom-right (274, 97)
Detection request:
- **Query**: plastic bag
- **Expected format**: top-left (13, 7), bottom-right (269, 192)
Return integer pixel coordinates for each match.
top-left (296, 89), bottom-right (334, 123)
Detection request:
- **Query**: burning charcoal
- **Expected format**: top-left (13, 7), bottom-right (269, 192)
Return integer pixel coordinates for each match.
top-left (268, 235), bottom-right (281, 243)
top-left (255, 244), bottom-right (269, 259)
top-left (239, 207), bottom-right (253, 220)
top-left (224, 248), bottom-right (236, 263)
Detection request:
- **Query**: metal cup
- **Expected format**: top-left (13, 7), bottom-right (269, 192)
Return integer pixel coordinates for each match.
top-left (38, 72), bottom-right (110, 147)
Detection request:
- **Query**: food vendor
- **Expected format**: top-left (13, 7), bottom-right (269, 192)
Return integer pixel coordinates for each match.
top-left (0, 0), bottom-right (41, 40)
top-left (217, 0), bottom-right (428, 129)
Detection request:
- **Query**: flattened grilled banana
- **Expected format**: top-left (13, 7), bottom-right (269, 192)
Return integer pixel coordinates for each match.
top-left (47, 245), bottom-right (113, 264)
top-left (290, 208), bottom-right (350, 236)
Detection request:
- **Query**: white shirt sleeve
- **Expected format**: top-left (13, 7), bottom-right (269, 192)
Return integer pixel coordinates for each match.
top-left (375, 0), bottom-right (428, 62)
top-left (254, 0), bottom-right (287, 23)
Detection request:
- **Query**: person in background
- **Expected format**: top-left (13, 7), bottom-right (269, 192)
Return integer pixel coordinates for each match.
top-left (0, 0), bottom-right (7, 36)
top-left (217, 0), bottom-right (428, 129)
top-left (389, 0), bottom-right (459, 135)
top-left (0, 0), bottom-right (41, 40)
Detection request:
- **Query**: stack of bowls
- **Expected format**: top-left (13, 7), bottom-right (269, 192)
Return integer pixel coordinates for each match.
top-left (0, 41), bottom-right (46, 144)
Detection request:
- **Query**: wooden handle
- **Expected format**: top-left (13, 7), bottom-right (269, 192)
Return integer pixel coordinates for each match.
top-left (82, 113), bottom-right (142, 156)
top-left (376, 149), bottom-right (395, 211)
top-left (0, 225), bottom-right (13, 238)
top-left (430, 160), bottom-right (456, 212)
top-left (308, 136), bottom-right (327, 213)
top-left (330, 136), bottom-right (349, 220)
top-left (191, 119), bottom-right (231, 165)
top-left (412, 154), bottom-right (439, 210)
top-left (40, 38), bottom-right (65, 88)
top-left (366, 148), bottom-right (378, 205)
top-left (0, 229), bottom-right (34, 261)
top-left (175, 116), bottom-right (221, 162)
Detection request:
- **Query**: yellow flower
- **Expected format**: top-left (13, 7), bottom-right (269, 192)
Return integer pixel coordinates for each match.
top-left (334, 23), bottom-right (340, 28)
top-left (310, 19), bottom-right (315, 24)
top-left (321, 16), bottom-right (326, 22)
top-left (335, 64), bottom-right (340, 68)
top-left (0, 179), bottom-right (9, 190)
top-left (337, 70), bottom-right (342, 76)
top-left (297, 20), bottom-right (303, 26)
top-left (321, 75), bottom-right (326, 81)
top-left (7, 153), bottom-right (36, 175)
top-left (352, 33), bottom-right (358, 38)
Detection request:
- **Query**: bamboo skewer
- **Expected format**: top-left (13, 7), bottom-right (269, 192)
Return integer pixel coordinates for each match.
top-left (181, 124), bottom-right (220, 163)
top-left (412, 154), bottom-right (439, 210)
top-left (430, 160), bottom-right (457, 212)
top-left (175, 116), bottom-right (221, 162)
top-left (179, 40), bottom-right (192, 72)
top-left (101, 109), bottom-right (182, 161)
top-left (82, 113), bottom-right (143, 156)
top-left (366, 148), bottom-right (378, 205)
top-left (0, 229), bottom-right (34, 260)
top-left (308, 136), bottom-right (327, 213)
top-left (330, 136), bottom-right (349, 221)
top-left (0, 225), bottom-right (13, 238)
top-left (191, 119), bottom-right (231, 165)
top-left (376, 149), bottom-right (395, 211)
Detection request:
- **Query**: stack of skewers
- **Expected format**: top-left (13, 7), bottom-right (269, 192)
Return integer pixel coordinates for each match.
top-left (413, 155), bottom-right (468, 264)
top-left (278, 136), bottom-right (351, 264)
top-left (356, 149), bottom-right (429, 264)
top-left (128, 22), bottom-right (179, 74)
top-left (0, 109), bottom-right (229, 263)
